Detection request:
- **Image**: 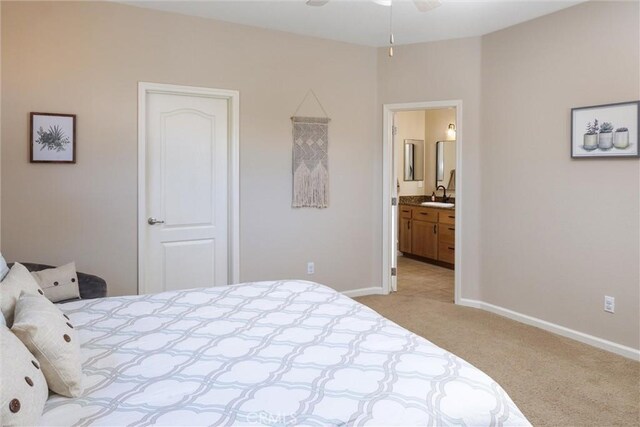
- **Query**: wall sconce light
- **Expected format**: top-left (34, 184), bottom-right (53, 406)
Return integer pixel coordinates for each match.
top-left (447, 123), bottom-right (456, 140)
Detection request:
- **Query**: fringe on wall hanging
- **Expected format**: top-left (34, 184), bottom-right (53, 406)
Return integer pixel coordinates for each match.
top-left (291, 90), bottom-right (330, 209)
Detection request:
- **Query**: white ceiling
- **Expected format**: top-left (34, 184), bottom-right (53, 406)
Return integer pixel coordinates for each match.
top-left (122, 0), bottom-right (583, 47)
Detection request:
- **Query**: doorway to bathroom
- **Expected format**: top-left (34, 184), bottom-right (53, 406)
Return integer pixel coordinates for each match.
top-left (381, 100), bottom-right (462, 304)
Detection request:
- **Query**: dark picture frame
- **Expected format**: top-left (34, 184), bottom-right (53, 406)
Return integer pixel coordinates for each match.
top-left (571, 101), bottom-right (639, 159)
top-left (30, 112), bottom-right (77, 163)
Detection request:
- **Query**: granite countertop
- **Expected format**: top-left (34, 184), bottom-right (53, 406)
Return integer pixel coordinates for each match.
top-left (398, 195), bottom-right (455, 210)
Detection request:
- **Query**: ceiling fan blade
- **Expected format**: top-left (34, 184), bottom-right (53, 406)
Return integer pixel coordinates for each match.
top-left (306, 0), bottom-right (330, 6)
top-left (413, 0), bottom-right (442, 12)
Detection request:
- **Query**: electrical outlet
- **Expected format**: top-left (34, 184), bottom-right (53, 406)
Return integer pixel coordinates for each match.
top-left (604, 296), bottom-right (615, 313)
top-left (307, 262), bottom-right (315, 275)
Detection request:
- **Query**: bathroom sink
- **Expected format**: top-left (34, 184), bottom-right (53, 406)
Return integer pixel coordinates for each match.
top-left (420, 202), bottom-right (455, 208)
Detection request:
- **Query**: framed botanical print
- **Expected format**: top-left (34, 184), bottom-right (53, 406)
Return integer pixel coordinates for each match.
top-left (571, 101), bottom-right (639, 159)
top-left (30, 112), bottom-right (76, 163)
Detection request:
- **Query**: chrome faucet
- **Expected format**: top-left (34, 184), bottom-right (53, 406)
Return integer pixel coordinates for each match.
top-left (436, 185), bottom-right (449, 202)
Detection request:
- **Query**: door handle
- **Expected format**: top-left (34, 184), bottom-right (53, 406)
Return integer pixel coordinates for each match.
top-left (147, 217), bottom-right (165, 225)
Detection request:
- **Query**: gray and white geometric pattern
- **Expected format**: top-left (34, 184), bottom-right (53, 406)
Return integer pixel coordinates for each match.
top-left (293, 120), bottom-right (328, 171)
top-left (41, 281), bottom-right (530, 426)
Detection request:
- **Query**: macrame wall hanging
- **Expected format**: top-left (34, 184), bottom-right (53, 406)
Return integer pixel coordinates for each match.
top-left (291, 90), bottom-right (330, 209)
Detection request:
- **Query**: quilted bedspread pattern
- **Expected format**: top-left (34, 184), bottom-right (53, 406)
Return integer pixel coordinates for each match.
top-left (41, 280), bottom-right (530, 426)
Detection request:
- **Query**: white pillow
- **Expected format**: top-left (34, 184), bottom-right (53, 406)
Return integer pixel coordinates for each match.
top-left (0, 252), bottom-right (9, 281)
top-left (1, 325), bottom-right (49, 427)
top-left (0, 263), bottom-right (44, 327)
top-left (31, 262), bottom-right (80, 303)
top-left (11, 293), bottom-right (84, 397)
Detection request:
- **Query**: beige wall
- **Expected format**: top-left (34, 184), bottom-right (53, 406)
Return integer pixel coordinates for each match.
top-left (480, 0), bottom-right (639, 349)
top-left (394, 110), bottom-right (425, 196)
top-left (377, 37), bottom-right (484, 301)
top-left (424, 108), bottom-right (456, 196)
top-left (1, 1), bottom-right (378, 296)
top-left (0, 2), bottom-right (2, 250)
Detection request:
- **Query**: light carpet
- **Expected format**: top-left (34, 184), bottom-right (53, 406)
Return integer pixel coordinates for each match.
top-left (356, 260), bottom-right (639, 426)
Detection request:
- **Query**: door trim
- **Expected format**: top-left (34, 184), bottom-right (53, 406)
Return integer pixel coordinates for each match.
top-left (137, 82), bottom-right (240, 294)
top-left (382, 100), bottom-right (463, 304)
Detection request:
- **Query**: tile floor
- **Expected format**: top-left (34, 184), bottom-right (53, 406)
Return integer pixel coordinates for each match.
top-left (396, 256), bottom-right (454, 303)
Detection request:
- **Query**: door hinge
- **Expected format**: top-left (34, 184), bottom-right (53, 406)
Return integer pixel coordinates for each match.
top-left (391, 197), bottom-right (397, 206)
top-left (392, 126), bottom-right (398, 136)
top-left (391, 267), bottom-right (397, 277)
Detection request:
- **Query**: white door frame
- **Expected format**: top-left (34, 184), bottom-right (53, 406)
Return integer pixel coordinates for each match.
top-left (137, 82), bottom-right (240, 294)
top-left (382, 100), bottom-right (463, 304)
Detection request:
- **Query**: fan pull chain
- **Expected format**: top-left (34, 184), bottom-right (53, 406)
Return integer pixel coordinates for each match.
top-left (389, 0), bottom-right (394, 57)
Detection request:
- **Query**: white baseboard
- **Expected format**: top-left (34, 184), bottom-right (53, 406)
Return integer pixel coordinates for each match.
top-left (459, 298), bottom-right (640, 361)
top-left (343, 287), bottom-right (386, 298)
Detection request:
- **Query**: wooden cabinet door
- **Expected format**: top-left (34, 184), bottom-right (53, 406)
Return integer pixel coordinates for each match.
top-left (399, 218), bottom-right (412, 253)
top-left (399, 206), bottom-right (412, 219)
top-left (411, 220), bottom-right (438, 259)
top-left (438, 242), bottom-right (455, 264)
top-left (438, 210), bottom-right (456, 225)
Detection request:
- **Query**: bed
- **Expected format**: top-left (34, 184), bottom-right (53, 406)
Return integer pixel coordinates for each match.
top-left (41, 280), bottom-right (530, 426)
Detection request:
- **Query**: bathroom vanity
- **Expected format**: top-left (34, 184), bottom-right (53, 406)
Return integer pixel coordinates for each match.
top-left (399, 203), bottom-right (455, 268)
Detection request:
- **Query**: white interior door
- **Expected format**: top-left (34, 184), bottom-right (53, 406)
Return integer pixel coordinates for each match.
top-left (143, 91), bottom-right (229, 293)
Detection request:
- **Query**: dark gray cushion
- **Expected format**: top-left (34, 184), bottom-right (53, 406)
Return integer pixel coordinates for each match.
top-left (7, 263), bottom-right (107, 301)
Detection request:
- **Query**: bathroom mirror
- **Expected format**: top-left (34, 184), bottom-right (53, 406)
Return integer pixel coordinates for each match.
top-left (404, 139), bottom-right (424, 181)
top-left (436, 140), bottom-right (456, 189)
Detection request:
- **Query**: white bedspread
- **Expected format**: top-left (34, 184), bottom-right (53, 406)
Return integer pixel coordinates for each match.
top-left (41, 280), bottom-right (530, 426)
